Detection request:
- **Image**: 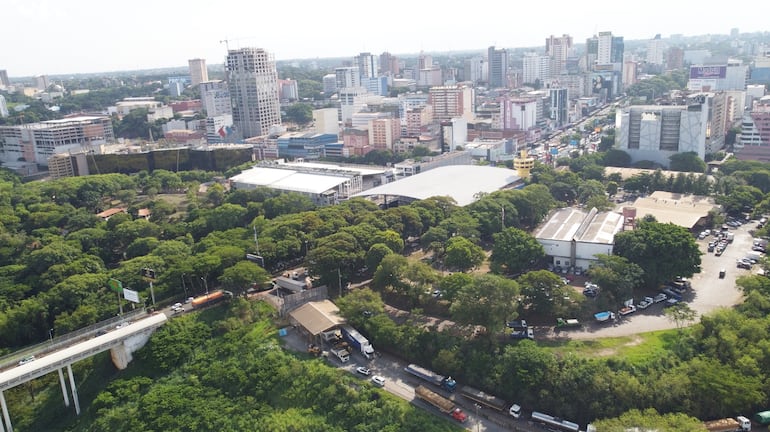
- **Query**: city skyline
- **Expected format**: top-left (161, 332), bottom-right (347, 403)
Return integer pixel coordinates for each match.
top-left (1, 0), bottom-right (768, 77)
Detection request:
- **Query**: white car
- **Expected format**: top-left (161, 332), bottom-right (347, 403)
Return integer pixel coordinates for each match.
top-left (371, 375), bottom-right (386, 387)
top-left (509, 403), bottom-right (521, 418)
top-left (637, 296), bottom-right (654, 310)
top-left (172, 302), bottom-right (182, 309)
top-left (18, 355), bottom-right (35, 366)
top-left (356, 366), bottom-right (371, 376)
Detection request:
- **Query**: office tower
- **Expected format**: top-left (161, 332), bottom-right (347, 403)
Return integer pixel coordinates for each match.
top-left (549, 87), bottom-right (569, 128)
top-left (487, 46), bottom-right (508, 88)
top-left (355, 52), bottom-right (378, 79)
top-left (646, 35), bottom-right (665, 66)
top-left (418, 52), bottom-right (433, 70)
top-left (188, 58), bottom-right (209, 86)
top-left (0, 70), bottom-right (9, 87)
top-left (546, 35), bottom-right (573, 76)
top-left (225, 47), bottom-right (282, 139)
top-left (335, 67), bottom-right (361, 90)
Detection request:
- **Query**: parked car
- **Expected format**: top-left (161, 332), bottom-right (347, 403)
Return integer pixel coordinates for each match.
top-left (356, 366), bottom-right (371, 376)
top-left (653, 293), bottom-right (668, 303)
top-left (737, 259), bottom-right (752, 270)
top-left (664, 298), bottom-right (680, 308)
top-left (637, 296), bottom-right (654, 310)
top-left (583, 286), bottom-right (598, 297)
top-left (371, 375), bottom-right (386, 387)
top-left (719, 269), bottom-right (726, 279)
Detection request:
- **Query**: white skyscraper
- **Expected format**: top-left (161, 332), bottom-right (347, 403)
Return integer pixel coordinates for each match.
top-left (646, 35), bottom-right (665, 65)
top-left (225, 47), bottom-right (282, 139)
top-left (522, 53), bottom-right (552, 84)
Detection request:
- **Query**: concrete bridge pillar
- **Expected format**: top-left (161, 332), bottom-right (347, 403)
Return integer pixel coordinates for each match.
top-left (58, 368), bottom-right (70, 407)
top-left (109, 332), bottom-right (152, 370)
top-left (0, 390), bottom-right (11, 432)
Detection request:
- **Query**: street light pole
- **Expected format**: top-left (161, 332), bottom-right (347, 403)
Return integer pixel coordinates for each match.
top-left (48, 328), bottom-right (54, 344)
top-left (475, 403), bottom-right (481, 432)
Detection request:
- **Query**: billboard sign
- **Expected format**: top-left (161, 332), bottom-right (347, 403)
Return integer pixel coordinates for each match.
top-left (689, 65), bottom-right (726, 79)
top-left (123, 288), bottom-right (140, 303)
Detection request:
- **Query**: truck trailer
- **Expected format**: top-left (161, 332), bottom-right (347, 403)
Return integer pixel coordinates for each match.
top-left (703, 416), bottom-right (751, 431)
top-left (340, 325), bottom-right (375, 359)
top-left (414, 385), bottom-right (467, 423)
top-left (458, 385), bottom-right (508, 412)
top-left (190, 290), bottom-right (230, 309)
top-left (404, 364), bottom-right (457, 391)
top-left (329, 346), bottom-right (350, 363)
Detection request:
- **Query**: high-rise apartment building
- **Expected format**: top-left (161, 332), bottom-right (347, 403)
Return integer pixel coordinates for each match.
top-left (323, 74), bottom-right (337, 95)
top-left (667, 47), bottom-right (684, 70)
top-left (549, 87), bottom-right (569, 128)
top-left (335, 67), bottom-right (361, 90)
top-left (188, 58), bottom-right (209, 87)
top-left (36, 75), bottom-right (49, 90)
top-left (464, 56), bottom-right (485, 84)
top-left (355, 53), bottom-right (378, 79)
top-left (225, 47), bottom-right (282, 139)
top-left (523, 53), bottom-right (551, 85)
top-left (0, 70), bottom-right (9, 88)
top-left (487, 46), bottom-right (508, 88)
top-left (313, 108), bottom-right (340, 135)
top-left (0, 95), bottom-right (8, 117)
top-left (379, 52), bottom-right (399, 76)
top-left (200, 80), bottom-right (231, 117)
top-left (429, 85), bottom-right (474, 122)
top-left (646, 35), bottom-right (665, 66)
top-left (736, 100), bottom-right (770, 162)
top-left (369, 118), bottom-right (401, 151)
top-left (546, 35), bottom-right (573, 76)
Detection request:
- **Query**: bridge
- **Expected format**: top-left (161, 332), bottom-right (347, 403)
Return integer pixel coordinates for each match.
top-left (0, 312), bottom-right (168, 432)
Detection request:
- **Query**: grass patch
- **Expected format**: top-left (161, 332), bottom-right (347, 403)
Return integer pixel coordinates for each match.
top-left (540, 329), bottom-right (680, 365)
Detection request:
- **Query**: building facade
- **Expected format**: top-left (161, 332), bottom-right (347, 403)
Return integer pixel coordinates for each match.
top-left (188, 58), bottom-right (208, 87)
top-left (523, 53), bottom-right (552, 85)
top-left (488, 46), bottom-right (508, 88)
top-left (226, 47), bottom-right (282, 139)
top-left (0, 70), bottom-right (9, 88)
top-left (313, 108), bottom-right (340, 135)
top-left (0, 116), bottom-right (114, 166)
top-left (546, 34), bottom-right (573, 77)
top-left (429, 85), bottom-right (474, 122)
top-left (200, 80), bottom-right (231, 117)
top-left (615, 102), bottom-right (710, 166)
top-left (735, 98), bottom-right (770, 162)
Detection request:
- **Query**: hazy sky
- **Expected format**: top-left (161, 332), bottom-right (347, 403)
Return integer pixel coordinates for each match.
top-left (2, 0), bottom-right (765, 77)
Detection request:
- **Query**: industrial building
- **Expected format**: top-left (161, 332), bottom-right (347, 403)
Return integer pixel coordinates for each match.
top-left (534, 207), bottom-right (624, 271)
top-left (228, 161), bottom-right (388, 206)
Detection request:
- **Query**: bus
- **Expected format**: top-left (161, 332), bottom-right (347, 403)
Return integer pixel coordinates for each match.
top-left (531, 411), bottom-right (580, 432)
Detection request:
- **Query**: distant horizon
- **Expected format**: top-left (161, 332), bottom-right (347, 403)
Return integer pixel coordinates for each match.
top-left (3, 0), bottom-right (768, 78)
top-left (4, 29), bottom-right (764, 81)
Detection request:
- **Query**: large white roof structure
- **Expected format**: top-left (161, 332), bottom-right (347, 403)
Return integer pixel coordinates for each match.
top-left (229, 166), bottom-right (352, 195)
top-left (352, 165), bottom-right (521, 206)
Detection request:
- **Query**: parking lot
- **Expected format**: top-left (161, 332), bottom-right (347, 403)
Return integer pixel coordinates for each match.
top-left (546, 219), bottom-right (758, 339)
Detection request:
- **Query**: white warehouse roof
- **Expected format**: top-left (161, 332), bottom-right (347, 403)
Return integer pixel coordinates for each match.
top-left (352, 165), bottom-right (520, 206)
top-left (535, 207), bottom-right (624, 244)
top-left (230, 166), bottom-right (351, 195)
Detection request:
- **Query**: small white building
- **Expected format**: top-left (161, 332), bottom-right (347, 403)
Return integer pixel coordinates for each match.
top-left (534, 207), bottom-right (624, 271)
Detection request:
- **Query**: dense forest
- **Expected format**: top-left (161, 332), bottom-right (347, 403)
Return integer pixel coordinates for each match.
top-left (2, 147), bottom-right (770, 429)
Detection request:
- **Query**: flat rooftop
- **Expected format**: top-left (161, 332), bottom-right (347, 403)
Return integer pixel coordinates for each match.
top-left (535, 207), bottom-right (624, 244)
top-left (352, 165), bottom-right (520, 207)
top-left (629, 191), bottom-right (719, 228)
top-left (229, 166), bottom-right (351, 195)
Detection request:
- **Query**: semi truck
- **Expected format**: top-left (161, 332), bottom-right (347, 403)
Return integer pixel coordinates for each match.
top-left (404, 363), bottom-right (457, 391)
top-left (329, 346), bottom-right (350, 363)
top-left (703, 416), bottom-right (751, 431)
top-left (414, 385), bottom-right (467, 423)
top-left (273, 276), bottom-right (308, 293)
top-left (458, 384), bottom-right (508, 412)
top-left (340, 325), bottom-right (375, 359)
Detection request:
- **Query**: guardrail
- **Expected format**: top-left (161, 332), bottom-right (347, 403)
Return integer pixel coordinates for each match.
top-left (0, 308), bottom-right (148, 369)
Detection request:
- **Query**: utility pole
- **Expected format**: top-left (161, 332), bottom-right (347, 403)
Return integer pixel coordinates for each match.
top-left (253, 225), bottom-right (260, 255)
top-left (501, 206), bottom-right (505, 230)
top-left (338, 268), bottom-right (343, 298)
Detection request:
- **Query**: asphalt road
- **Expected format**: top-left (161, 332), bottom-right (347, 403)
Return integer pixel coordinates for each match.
top-left (542, 219), bottom-right (756, 340)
